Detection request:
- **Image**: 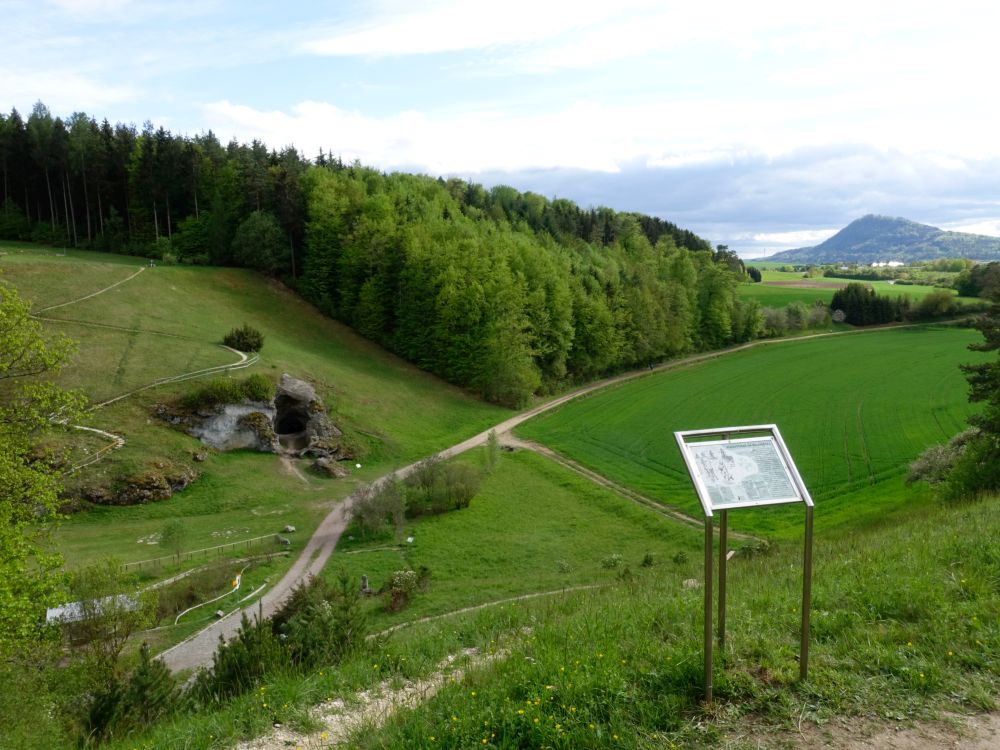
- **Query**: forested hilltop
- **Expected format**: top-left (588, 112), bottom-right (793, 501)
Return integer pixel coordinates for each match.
top-left (0, 103), bottom-right (757, 405)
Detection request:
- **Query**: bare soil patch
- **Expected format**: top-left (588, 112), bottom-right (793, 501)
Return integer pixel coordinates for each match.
top-left (765, 280), bottom-right (848, 289)
top-left (792, 712), bottom-right (1000, 750)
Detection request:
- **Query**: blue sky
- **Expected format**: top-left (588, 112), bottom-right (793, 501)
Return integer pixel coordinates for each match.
top-left (3, 0), bottom-right (999, 257)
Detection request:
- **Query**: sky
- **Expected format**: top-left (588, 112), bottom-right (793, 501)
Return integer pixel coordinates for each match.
top-left (3, 0), bottom-right (999, 257)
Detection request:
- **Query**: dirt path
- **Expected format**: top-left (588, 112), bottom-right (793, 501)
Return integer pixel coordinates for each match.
top-left (34, 268), bottom-right (256, 471)
top-left (279, 455), bottom-right (311, 485)
top-left (371, 584), bottom-right (605, 640)
top-left (793, 712), bottom-right (1000, 749)
top-left (234, 646), bottom-right (501, 750)
top-left (34, 266), bottom-right (146, 312)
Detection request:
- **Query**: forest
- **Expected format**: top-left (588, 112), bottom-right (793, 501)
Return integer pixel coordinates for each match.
top-left (0, 103), bottom-right (758, 405)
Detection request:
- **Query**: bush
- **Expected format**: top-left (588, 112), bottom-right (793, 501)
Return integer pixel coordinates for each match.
top-left (242, 372), bottom-right (275, 402)
top-left (274, 572), bottom-right (367, 669)
top-left (189, 614), bottom-right (287, 704)
top-left (908, 290), bottom-right (958, 320)
top-left (350, 480), bottom-right (405, 538)
top-left (384, 569), bottom-right (420, 613)
top-left (403, 458), bottom-right (481, 518)
top-left (601, 553), bottom-right (624, 569)
top-left (223, 323), bottom-right (264, 352)
top-left (942, 435), bottom-right (1000, 501)
top-left (182, 373), bottom-right (274, 410)
top-left (907, 428), bottom-right (980, 487)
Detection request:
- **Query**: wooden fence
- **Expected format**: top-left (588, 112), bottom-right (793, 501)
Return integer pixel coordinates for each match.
top-left (122, 533), bottom-right (280, 573)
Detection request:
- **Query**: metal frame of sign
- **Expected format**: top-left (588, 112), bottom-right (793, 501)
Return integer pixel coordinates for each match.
top-left (674, 424), bottom-right (814, 703)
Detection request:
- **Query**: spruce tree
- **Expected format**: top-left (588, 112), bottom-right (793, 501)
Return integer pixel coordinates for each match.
top-left (122, 642), bottom-right (179, 729)
top-left (953, 285), bottom-right (1000, 495)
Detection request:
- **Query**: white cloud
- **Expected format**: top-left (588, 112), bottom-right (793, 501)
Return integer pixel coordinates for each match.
top-left (205, 99), bottom-right (635, 173)
top-left (0, 67), bottom-right (137, 112)
top-left (746, 229), bottom-right (839, 247)
top-left (202, 87), bottom-right (1000, 179)
top-left (301, 0), bottom-right (637, 57)
top-left (942, 219), bottom-right (1000, 238)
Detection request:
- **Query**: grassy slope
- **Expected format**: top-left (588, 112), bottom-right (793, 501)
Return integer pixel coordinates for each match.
top-left (94, 487), bottom-right (1000, 750)
top-left (0, 243), bottom-right (508, 568)
top-left (343, 495), bottom-right (1000, 750)
top-left (327, 449), bottom-right (703, 629)
top-left (518, 326), bottom-right (989, 536)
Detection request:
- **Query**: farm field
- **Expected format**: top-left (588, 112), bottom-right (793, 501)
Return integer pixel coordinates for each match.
top-left (518, 325), bottom-right (989, 536)
top-left (738, 274), bottom-right (973, 309)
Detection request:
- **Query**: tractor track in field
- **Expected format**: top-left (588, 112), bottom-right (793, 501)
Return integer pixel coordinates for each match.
top-left (33, 266), bottom-right (146, 312)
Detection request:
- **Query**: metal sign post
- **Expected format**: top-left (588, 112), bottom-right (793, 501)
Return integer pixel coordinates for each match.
top-left (675, 424), bottom-right (814, 703)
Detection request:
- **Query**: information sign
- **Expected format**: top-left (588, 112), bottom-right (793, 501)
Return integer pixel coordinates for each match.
top-left (674, 424), bottom-right (814, 703)
top-left (685, 436), bottom-right (802, 512)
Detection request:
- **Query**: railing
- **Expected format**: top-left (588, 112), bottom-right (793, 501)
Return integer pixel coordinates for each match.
top-left (122, 533), bottom-right (281, 573)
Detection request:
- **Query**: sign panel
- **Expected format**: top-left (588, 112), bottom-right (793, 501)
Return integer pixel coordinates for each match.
top-left (688, 437), bottom-right (801, 510)
top-left (675, 425), bottom-right (812, 516)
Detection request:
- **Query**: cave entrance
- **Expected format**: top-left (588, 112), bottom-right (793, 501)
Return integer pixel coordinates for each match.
top-left (276, 412), bottom-right (306, 434)
top-left (274, 397), bottom-right (310, 452)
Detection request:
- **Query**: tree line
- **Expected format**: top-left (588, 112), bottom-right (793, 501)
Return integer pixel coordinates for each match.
top-left (1, 102), bottom-right (760, 406)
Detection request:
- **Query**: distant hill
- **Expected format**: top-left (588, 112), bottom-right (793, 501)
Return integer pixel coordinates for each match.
top-left (766, 215), bottom-right (1000, 263)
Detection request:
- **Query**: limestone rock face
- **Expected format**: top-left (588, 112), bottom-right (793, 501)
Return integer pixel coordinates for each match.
top-left (164, 373), bottom-right (345, 458)
top-left (274, 373), bottom-right (342, 452)
top-left (276, 373), bottom-right (318, 405)
top-left (189, 402), bottom-right (279, 452)
top-left (313, 456), bottom-right (349, 478)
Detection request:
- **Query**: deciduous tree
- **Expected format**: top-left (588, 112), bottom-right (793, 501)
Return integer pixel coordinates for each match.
top-left (0, 283), bottom-right (83, 651)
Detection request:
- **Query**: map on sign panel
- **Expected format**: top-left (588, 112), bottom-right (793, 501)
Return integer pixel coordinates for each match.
top-left (688, 437), bottom-right (801, 508)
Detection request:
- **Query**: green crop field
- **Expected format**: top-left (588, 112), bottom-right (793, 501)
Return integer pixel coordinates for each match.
top-left (737, 281), bottom-right (839, 307)
top-left (738, 277), bottom-right (971, 309)
top-left (518, 326), bottom-right (989, 536)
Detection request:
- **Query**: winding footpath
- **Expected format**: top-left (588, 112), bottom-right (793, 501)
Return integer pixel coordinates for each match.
top-left (31, 265), bottom-right (256, 466)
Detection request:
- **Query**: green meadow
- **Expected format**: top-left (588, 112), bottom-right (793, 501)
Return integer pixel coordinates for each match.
top-left (518, 326), bottom-right (988, 536)
top-left (7, 242), bottom-right (1000, 749)
top-left (326, 449), bottom-right (703, 629)
top-left (0, 244), bottom-right (509, 570)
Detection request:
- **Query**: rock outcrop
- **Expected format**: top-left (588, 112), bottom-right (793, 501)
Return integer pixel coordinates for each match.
top-left (274, 374), bottom-right (350, 459)
top-left (159, 374), bottom-right (352, 467)
top-left (188, 402), bottom-right (279, 452)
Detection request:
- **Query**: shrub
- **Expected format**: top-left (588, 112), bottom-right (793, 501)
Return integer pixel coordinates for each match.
top-left (181, 374), bottom-right (275, 410)
top-left (122, 644), bottom-right (178, 722)
top-left (403, 458), bottom-right (481, 518)
top-left (942, 435), bottom-right (1000, 501)
top-left (908, 290), bottom-right (958, 321)
top-left (907, 428), bottom-right (980, 487)
top-left (242, 373), bottom-right (274, 401)
top-left (275, 572), bottom-right (367, 669)
top-left (350, 480), bottom-right (405, 538)
top-left (223, 323), bottom-right (264, 352)
top-left (189, 614), bottom-right (287, 704)
top-left (601, 553), bottom-right (624, 569)
top-left (384, 569), bottom-right (420, 613)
